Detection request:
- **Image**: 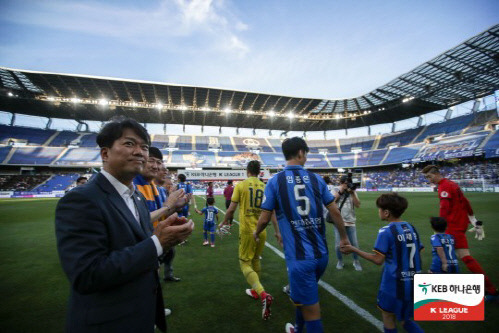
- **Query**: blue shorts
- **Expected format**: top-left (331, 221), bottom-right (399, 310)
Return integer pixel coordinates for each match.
top-left (287, 256), bottom-right (328, 306)
top-left (377, 290), bottom-right (413, 321)
top-left (178, 205), bottom-right (189, 218)
top-left (204, 222), bottom-right (215, 233)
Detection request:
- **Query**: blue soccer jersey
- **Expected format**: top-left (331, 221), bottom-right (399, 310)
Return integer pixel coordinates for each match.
top-left (177, 182), bottom-right (192, 194)
top-left (177, 182), bottom-right (192, 217)
top-left (430, 233), bottom-right (459, 273)
top-left (374, 222), bottom-right (424, 301)
top-left (261, 165), bottom-right (335, 261)
top-left (202, 206), bottom-right (218, 224)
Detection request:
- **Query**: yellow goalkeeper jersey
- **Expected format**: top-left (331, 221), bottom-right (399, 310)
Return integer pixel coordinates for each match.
top-left (231, 176), bottom-right (265, 234)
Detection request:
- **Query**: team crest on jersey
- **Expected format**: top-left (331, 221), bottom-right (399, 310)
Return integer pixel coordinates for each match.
top-left (441, 191), bottom-right (449, 198)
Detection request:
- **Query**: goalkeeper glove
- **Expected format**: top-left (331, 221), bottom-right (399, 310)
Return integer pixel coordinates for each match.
top-left (468, 216), bottom-right (485, 241)
top-left (217, 225), bottom-right (231, 238)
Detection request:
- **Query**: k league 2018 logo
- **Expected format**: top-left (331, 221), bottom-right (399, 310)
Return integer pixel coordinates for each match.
top-left (414, 274), bottom-right (484, 321)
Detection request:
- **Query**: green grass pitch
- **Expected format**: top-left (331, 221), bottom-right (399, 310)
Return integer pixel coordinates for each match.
top-left (0, 192), bottom-right (498, 332)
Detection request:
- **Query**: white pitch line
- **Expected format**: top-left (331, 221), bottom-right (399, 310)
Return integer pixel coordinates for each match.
top-left (194, 196), bottom-right (384, 331)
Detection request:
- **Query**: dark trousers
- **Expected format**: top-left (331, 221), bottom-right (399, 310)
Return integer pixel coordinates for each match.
top-left (162, 247), bottom-right (176, 279)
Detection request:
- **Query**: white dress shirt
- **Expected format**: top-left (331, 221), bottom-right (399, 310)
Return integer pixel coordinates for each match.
top-left (100, 170), bottom-right (163, 256)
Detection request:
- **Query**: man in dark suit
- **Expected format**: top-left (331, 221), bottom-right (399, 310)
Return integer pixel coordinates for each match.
top-left (55, 118), bottom-right (193, 333)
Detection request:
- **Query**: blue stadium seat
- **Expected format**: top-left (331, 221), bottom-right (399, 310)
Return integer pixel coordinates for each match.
top-left (56, 148), bottom-right (101, 164)
top-left (327, 153), bottom-right (355, 168)
top-left (49, 131), bottom-right (80, 146)
top-left (0, 124), bottom-right (55, 145)
top-left (9, 147), bottom-right (64, 165)
top-left (383, 146), bottom-right (422, 165)
top-left (35, 173), bottom-right (80, 192)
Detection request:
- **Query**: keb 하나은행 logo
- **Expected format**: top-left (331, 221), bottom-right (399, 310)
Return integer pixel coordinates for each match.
top-left (414, 274), bottom-right (484, 321)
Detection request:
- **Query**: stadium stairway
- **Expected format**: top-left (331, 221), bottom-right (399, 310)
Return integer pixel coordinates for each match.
top-left (51, 148), bottom-right (70, 165)
top-left (2, 147), bottom-right (16, 164)
top-left (230, 137), bottom-right (238, 151)
top-left (44, 131), bottom-right (60, 146)
top-left (264, 138), bottom-right (276, 153)
top-left (372, 134), bottom-right (382, 150)
top-left (477, 130), bottom-right (497, 150)
top-left (379, 148), bottom-right (392, 165)
top-left (335, 138), bottom-right (341, 153)
top-left (410, 126), bottom-right (428, 144)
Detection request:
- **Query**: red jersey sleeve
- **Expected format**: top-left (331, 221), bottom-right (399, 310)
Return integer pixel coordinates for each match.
top-left (438, 180), bottom-right (452, 221)
top-left (461, 192), bottom-right (474, 215)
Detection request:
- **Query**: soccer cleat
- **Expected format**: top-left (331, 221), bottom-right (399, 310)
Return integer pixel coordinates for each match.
top-left (261, 293), bottom-right (273, 320)
top-left (336, 261), bottom-right (344, 270)
top-left (203, 241), bottom-right (209, 246)
top-left (353, 260), bottom-right (363, 271)
top-left (164, 308), bottom-right (172, 316)
top-left (245, 288), bottom-right (259, 300)
top-left (282, 284), bottom-right (290, 296)
top-left (210, 244), bottom-right (215, 248)
top-left (285, 323), bottom-right (295, 333)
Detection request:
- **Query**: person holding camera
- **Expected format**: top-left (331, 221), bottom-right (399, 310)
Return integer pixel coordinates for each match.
top-left (331, 175), bottom-right (362, 271)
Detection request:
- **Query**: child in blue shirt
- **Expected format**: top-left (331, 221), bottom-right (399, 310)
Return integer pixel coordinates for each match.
top-left (195, 197), bottom-right (218, 247)
top-left (429, 217), bottom-right (459, 273)
top-left (345, 193), bottom-right (424, 333)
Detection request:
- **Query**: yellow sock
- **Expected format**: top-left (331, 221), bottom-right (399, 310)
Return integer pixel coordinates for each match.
top-left (252, 258), bottom-right (261, 277)
top-left (240, 259), bottom-right (264, 295)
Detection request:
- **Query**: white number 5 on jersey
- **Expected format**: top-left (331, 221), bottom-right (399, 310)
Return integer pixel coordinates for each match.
top-left (294, 184), bottom-right (310, 216)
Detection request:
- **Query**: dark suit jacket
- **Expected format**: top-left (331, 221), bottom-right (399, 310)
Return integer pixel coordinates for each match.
top-left (55, 172), bottom-right (166, 333)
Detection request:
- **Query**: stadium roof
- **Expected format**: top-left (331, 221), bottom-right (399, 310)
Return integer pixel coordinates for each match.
top-left (0, 25), bottom-right (498, 132)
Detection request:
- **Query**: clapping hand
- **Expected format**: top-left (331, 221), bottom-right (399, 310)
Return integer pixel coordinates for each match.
top-left (154, 213), bottom-right (194, 249)
top-left (165, 189), bottom-right (190, 211)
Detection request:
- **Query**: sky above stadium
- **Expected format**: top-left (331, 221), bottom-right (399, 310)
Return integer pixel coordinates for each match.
top-left (0, 0), bottom-right (497, 100)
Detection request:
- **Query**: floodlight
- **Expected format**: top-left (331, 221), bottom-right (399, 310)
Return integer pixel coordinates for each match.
top-left (98, 99), bottom-right (108, 106)
top-left (71, 97), bottom-right (81, 103)
top-left (224, 108), bottom-right (232, 113)
top-left (268, 110), bottom-right (275, 117)
top-left (7, 92), bottom-right (13, 97)
top-left (287, 112), bottom-right (294, 119)
top-left (47, 96), bottom-right (55, 101)
top-left (156, 103), bottom-right (163, 110)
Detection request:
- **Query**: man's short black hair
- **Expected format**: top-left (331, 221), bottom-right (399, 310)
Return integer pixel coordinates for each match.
top-left (76, 176), bottom-right (88, 183)
top-left (178, 174), bottom-right (186, 182)
top-left (430, 216), bottom-right (447, 232)
top-left (376, 193), bottom-right (408, 218)
top-left (207, 197), bottom-right (215, 205)
top-left (282, 137), bottom-right (309, 160)
top-left (227, 180), bottom-right (233, 185)
top-left (339, 176), bottom-right (348, 184)
top-left (247, 160), bottom-right (261, 176)
top-left (96, 117), bottom-right (150, 148)
top-left (148, 146), bottom-right (163, 160)
top-left (323, 176), bottom-right (332, 184)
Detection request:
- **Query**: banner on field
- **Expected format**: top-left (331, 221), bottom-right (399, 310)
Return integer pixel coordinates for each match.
top-left (416, 132), bottom-right (488, 161)
top-left (414, 274), bottom-right (484, 321)
top-left (177, 169), bottom-right (271, 180)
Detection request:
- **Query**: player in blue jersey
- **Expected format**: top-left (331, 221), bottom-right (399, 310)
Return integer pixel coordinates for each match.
top-left (254, 137), bottom-right (351, 333)
top-left (177, 173), bottom-right (193, 217)
top-left (345, 193), bottom-right (424, 333)
top-left (195, 197), bottom-right (219, 247)
top-left (429, 217), bottom-right (459, 274)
